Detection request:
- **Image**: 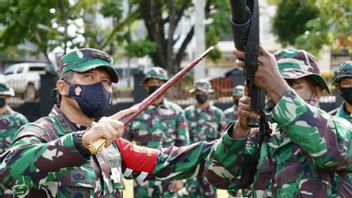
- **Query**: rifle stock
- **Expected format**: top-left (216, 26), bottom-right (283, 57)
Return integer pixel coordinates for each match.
top-left (88, 47), bottom-right (214, 155)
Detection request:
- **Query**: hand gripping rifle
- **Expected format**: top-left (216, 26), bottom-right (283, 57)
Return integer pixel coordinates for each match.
top-left (230, 0), bottom-right (267, 146)
top-left (88, 47), bottom-right (214, 155)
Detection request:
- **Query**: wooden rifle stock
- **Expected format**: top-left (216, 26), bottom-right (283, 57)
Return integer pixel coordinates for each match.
top-left (88, 46), bottom-right (214, 155)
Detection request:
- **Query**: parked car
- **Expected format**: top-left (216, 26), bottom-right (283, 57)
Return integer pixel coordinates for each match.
top-left (4, 63), bottom-right (48, 100)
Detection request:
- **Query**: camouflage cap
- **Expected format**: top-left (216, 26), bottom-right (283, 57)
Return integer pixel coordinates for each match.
top-left (274, 49), bottom-right (330, 93)
top-left (59, 48), bottom-right (119, 83)
top-left (143, 67), bottom-right (169, 83)
top-left (232, 85), bottom-right (244, 97)
top-left (332, 61), bottom-right (352, 85)
top-left (0, 82), bottom-right (15, 97)
top-left (189, 79), bottom-right (215, 94)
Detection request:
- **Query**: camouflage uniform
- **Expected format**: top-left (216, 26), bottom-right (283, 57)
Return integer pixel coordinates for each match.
top-left (332, 61), bottom-right (352, 121)
top-left (124, 67), bottom-right (190, 198)
top-left (0, 82), bottom-right (28, 197)
top-left (0, 82), bottom-right (28, 154)
top-left (0, 48), bottom-right (213, 198)
top-left (182, 79), bottom-right (226, 198)
top-left (205, 49), bottom-right (352, 197)
top-left (224, 85), bottom-right (244, 123)
top-left (331, 61), bottom-right (352, 196)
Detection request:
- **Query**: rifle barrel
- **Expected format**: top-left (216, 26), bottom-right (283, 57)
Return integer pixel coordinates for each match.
top-left (88, 47), bottom-right (214, 155)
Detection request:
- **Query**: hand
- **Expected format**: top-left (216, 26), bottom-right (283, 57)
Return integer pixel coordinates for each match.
top-left (171, 180), bottom-right (184, 192)
top-left (231, 87), bottom-right (260, 139)
top-left (234, 47), bottom-right (289, 103)
top-left (82, 107), bottom-right (138, 149)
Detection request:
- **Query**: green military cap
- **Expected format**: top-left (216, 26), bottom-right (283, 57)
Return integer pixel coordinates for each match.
top-left (332, 61), bottom-right (352, 85)
top-left (274, 49), bottom-right (330, 93)
top-left (59, 48), bottom-right (119, 83)
top-left (0, 82), bottom-right (15, 97)
top-left (232, 85), bottom-right (244, 97)
top-left (143, 67), bottom-right (169, 83)
top-left (189, 79), bottom-right (215, 94)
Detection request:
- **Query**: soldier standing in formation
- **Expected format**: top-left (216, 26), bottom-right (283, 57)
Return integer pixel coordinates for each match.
top-left (0, 48), bottom-right (216, 197)
top-left (331, 61), bottom-right (352, 120)
top-left (182, 79), bottom-right (226, 198)
top-left (0, 82), bottom-right (28, 197)
top-left (330, 61), bottom-right (352, 196)
top-left (205, 48), bottom-right (352, 197)
top-left (224, 85), bottom-right (244, 123)
top-left (124, 66), bottom-right (190, 198)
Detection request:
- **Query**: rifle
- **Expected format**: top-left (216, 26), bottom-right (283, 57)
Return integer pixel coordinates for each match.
top-left (229, 0), bottom-right (267, 146)
top-left (88, 47), bottom-right (214, 155)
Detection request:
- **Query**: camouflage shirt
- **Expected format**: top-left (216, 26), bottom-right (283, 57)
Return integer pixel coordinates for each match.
top-left (224, 105), bottom-right (239, 124)
top-left (205, 89), bottom-right (352, 197)
top-left (124, 99), bottom-right (189, 148)
top-left (0, 105), bottom-right (214, 198)
top-left (123, 99), bottom-right (190, 197)
top-left (335, 103), bottom-right (352, 122)
top-left (0, 106), bottom-right (28, 154)
top-left (184, 104), bottom-right (226, 143)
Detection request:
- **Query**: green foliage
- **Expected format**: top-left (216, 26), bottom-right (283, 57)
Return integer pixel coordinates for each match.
top-left (124, 40), bottom-right (157, 57)
top-left (272, 0), bottom-right (352, 54)
top-left (205, 0), bottom-right (231, 63)
top-left (272, 0), bottom-right (319, 46)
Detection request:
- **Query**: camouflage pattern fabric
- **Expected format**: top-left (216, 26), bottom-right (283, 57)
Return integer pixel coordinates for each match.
top-left (332, 103), bottom-right (352, 197)
top-left (185, 104), bottom-right (225, 143)
top-left (189, 79), bottom-right (215, 94)
top-left (275, 49), bottom-right (330, 93)
top-left (143, 67), bottom-right (169, 82)
top-left (0, 106), bottom-right (28, 197)
top-left (0, 105), bottom-right (213, 197)
top-left (224, 105), bottom-right (239, 124)
top-left (59, 48), bottom-right (119, 83)
top-left (124, 99), bottom-right (190, 198)
top-left (182, 104), bottom-right (226, 198)
top-left (0, 107), bottom-right (28, 154)
top-left (205, 89), bottom-right (352, 197)
top-left (332, 61), bottom-right (352, 85)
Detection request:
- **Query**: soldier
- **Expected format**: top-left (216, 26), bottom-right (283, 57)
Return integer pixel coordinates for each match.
top-left (205, 48), bottom-right (352, 197)
top-left (182, 79), bottom-right (226, 198)
top-left (224, 85), bottom-right (244, 123)
top-left (0, 82), bottom-right (28, 197)
top-left (123, 67), bottom-right (190, 198)
top-left (0, 48), bottom-right (215, 197)
top-left (330, 61), bottom-right (352, 196)
top-left (331, 61), bottom-right (352, 119)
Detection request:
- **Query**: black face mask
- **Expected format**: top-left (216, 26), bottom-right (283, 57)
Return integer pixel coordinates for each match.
top-left (148, 86), bottom-right (161, 95)
top-left (195, 94), bottom-right (208, 104)
top-left (0, 98), bottom-right (5, 108)
top-left (341, 87), bottom-right (352, 105)
top-left (67, 82), bottom-right (112, 119)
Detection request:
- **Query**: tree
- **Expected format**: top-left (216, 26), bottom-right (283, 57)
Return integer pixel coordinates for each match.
top-left (272, 0), bottom-right (352, 55)
top-left (0, 0), bottom-right (136, 61)
top-left (129, 0), bottom-right (231, 73)
top-left (272, 0), bottom-right (319, 47)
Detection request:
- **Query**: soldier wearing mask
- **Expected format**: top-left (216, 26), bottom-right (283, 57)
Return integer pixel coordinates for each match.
top-left (331, 61), bottom-right (352, 119)
top-left (123, 67), bottom-right (190, 198)
top-left (204, 48), bottom-right (352, 197)
top-left (0, 82), bottom-right (28, 197)
top-left (330, 61), bottom-right (352, 196)
top-left (224, 85), bottom-right (244, 123)
top-left (0, 48), bottom-right (216, 197)
top-left (182, 79), bottom-right (226, 198)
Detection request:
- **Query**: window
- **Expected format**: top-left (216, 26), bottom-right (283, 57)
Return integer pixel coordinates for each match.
top-left (17, 67), bottom-right (24, 74)
top-left (29, 66), bottom-right (46, 72)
